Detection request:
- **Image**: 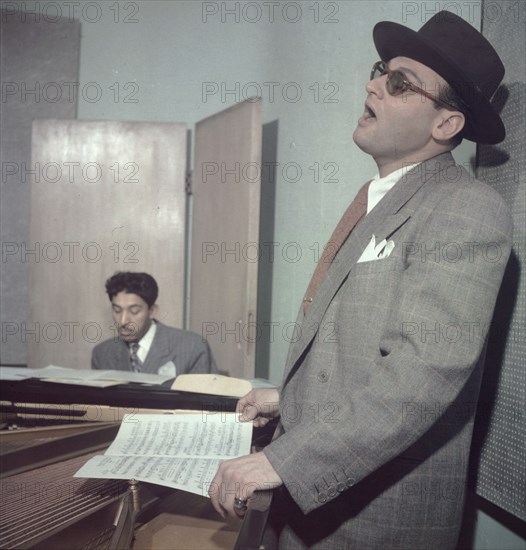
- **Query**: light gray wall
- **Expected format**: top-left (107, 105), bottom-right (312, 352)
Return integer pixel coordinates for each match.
top-left (472, 507), bottom-right (525, 549)
top-left (5, 0), bottom-right (525, 546)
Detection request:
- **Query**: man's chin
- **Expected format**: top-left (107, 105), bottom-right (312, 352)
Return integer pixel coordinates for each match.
top-left (352, 129), bottom-right (371, 153)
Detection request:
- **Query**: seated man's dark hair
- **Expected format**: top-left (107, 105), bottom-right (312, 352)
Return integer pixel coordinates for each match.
top-left (105, 272), bottom-right (159, 308)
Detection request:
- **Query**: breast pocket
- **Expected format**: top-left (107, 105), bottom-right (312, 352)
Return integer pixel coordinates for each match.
top-left (351, 254), bottom-right (401, 277)
top-left (341, 254), bottom-right (404, 311)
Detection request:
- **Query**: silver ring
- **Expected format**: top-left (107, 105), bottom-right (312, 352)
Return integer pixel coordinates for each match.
top-left (234, 497), bottom-right (247, 510)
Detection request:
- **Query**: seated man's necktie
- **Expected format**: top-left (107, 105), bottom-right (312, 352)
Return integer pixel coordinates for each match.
top-left (129, 342), bottom-right (143, 372)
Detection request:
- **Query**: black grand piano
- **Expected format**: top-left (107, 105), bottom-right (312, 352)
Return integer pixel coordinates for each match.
top-left (0, 377), bottom-right (274, 549)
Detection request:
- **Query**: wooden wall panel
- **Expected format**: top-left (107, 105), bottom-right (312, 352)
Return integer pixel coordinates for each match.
top-left (190, 100), bottom-right (262, 378)
top-left (29, 120), bottom-right (186, 370)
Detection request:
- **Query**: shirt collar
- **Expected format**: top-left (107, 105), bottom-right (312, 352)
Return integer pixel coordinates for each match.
top-left (135, 320), bottom-right (157, 362)
top-left (367, 163), bottom-right (421, 214)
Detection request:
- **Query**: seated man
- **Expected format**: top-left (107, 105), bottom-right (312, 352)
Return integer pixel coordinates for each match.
top-left (92, 271), bottom-right (217, 377)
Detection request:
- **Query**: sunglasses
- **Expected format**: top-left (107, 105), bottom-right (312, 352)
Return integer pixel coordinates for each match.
top-left (370, 61), bottom-right (458, 110)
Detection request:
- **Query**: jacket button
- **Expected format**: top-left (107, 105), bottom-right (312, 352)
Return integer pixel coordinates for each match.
top-left (337, 482), bottom-right (346, 492)
top-left (317, 370), bottom-right (329, 383)
top-left (318, 492), bottom-right (327, 503)
top-left (346, 477), bottom-right (355, 488)
top-left (327, 486), bottom-right (337, 497)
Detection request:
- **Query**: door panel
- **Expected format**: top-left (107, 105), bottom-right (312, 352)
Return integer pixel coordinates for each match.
top-left (190, 100), bottom-right (262, 378)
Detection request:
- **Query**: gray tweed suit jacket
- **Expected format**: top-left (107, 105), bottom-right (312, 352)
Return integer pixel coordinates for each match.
top-left (91, 321), bottom-right (217, 376)
top-left (263, 152), bottom-right (512, 549)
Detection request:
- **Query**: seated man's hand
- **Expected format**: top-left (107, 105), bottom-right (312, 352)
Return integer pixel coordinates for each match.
top-left (236, 388), bottom-right (280, 428)
top-left (208, 451), bottom-right (282, 518)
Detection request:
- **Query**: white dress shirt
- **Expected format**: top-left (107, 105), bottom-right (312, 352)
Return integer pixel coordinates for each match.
top-left (367, 163), bottom-right (420, 214)
top-left (136, 320), bottom-right (157, 363)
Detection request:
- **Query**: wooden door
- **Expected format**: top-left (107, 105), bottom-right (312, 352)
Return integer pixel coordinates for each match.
top-left (190, 100), bottom-right (262, 378)
top-left (28, 120), bottom-right (187, 369)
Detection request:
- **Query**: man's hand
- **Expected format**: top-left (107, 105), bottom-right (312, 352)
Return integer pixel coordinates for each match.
top-left (236, 388), bottom-right (280, 427)
top-left (208, 451), bottom-right (282, 518)
top-left (207, 389), bottom-right (282, 518)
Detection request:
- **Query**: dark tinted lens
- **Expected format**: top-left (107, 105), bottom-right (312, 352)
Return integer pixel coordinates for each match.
top-left (386, 70), bottom-right (406, 95)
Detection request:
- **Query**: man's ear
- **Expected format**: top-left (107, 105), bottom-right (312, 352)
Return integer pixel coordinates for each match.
top-left (149, 304), bottom-right (159, 319)
top-left (432, 110), bottom-right (465, 142)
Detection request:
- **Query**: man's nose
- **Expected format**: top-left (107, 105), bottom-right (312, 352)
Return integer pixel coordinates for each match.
top-left (119, 311), bottom-right (130, 325)
top-left (366, 75), bottom-right (384, 97)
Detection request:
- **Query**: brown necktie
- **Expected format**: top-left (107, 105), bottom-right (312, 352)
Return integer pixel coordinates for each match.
top-left (303, 181), bottom-right (370, 314)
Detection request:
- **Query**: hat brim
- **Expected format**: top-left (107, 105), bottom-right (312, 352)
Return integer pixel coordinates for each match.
top-left (373, 21), bottom-right (505, 144)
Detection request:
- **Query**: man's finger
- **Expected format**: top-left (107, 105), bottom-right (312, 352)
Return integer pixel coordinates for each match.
top-left (210, 495), bottom-right (227, 518)
top-left (239, 402), bottom-right (259, 422)
top-left (208, 478), bottom-right (226, 518)
top-left (253, 416), bottom-right (269, 428)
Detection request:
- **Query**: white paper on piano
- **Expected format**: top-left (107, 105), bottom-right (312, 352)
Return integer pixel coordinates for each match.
top-left (171, 373), bottom-right (252, 397)
top-left (74, 413), bottom-right (252, 497)
top-left (34, 365), bottom-right (174, 385)
top-left (0, 366), bottom-right (39, 381)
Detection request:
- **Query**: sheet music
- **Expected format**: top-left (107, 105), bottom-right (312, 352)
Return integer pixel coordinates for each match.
top-left (33, 365), bottom-right (174, 385)
top-left (74, 413), bottom-right (252, 496)
top-left (0, 367), bottom-right (38, 380)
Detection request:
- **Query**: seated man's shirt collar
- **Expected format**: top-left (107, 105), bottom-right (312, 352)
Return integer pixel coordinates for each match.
top-left (135, 320), bottom-right (157, 363)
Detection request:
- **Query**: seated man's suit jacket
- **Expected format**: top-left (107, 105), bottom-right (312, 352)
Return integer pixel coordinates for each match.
top-left (91, 321), bottom-right (217, 376)
top-left (263, 152), bottom-right (513, 550)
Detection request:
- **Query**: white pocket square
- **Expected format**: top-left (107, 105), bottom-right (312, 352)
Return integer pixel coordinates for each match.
top-left (357, 234), bottom-right (395, 263)
top-left (157, 361), bottom-right (176, 378)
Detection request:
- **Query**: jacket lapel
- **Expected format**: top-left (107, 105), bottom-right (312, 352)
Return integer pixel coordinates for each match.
top-left (283, 153), bottom-right (456, 380)
top-left (116, 339), bottom-right (130, 370)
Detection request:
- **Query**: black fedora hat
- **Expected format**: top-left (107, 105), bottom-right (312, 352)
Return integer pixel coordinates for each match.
top-left (373, 11), bottom-right (505, 144)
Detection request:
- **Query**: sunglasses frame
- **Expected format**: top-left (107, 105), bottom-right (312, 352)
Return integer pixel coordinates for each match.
top-left (370, 61), bottom-right (459, 111)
